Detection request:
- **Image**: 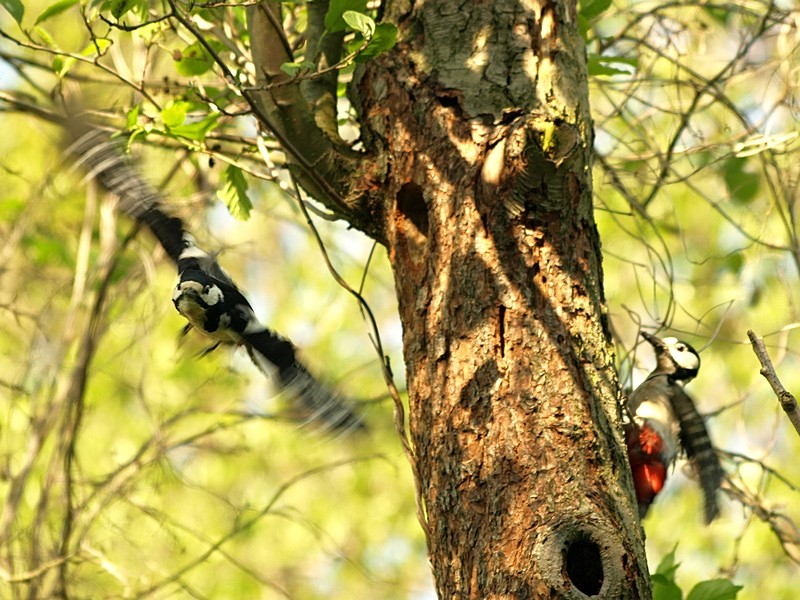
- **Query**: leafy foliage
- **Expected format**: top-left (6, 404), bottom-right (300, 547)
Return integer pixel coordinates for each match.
top-left (304, 2), bottom-right (397, 70)
top-left (0, 0), bottom-right (23, 23)
top-left (0, 0), bottom-right (799, 598)
top-left (325, 0), bottom-right (368, 31)
top-left (653, 548), bottom-right (742, 600)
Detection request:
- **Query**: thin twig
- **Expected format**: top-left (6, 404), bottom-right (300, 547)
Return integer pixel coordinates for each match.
top-left (723, 472), bottom-right (800, 565)
top-left (0, 554), bottom-right (73, 583)
top-left (747, 330), bottom-right (800, 438)
top-left (276, 161), bottom-right (431, 548)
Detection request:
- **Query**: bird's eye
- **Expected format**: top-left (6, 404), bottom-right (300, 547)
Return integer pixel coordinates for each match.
top-left (677, 344), bottom-right (686, 351)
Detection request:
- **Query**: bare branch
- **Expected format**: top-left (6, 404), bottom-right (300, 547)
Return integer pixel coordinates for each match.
top-left (747, 330), bottom-right (800, 438)
top-left (724, 471), bottom-right (800, 566)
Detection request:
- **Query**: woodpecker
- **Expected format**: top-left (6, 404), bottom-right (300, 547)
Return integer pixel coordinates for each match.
top-left (626, 332), bottom-right (723, 523)
top-left (65, 117), bottom-right (364, 433)
top-left (172, 239), bottom-right (365, 431)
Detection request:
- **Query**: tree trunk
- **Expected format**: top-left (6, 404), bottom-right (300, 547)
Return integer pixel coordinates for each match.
top-left (352, 0), bottom-right (650, 597)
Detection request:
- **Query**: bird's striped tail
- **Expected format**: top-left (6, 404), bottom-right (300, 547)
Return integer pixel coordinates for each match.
top-left (670, 391), bottom-right (723, 523)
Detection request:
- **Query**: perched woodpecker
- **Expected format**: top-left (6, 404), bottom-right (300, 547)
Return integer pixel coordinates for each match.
top-left (65, 117), bottom-right (364, 433)
top-left (626, 332), bottom-right (724, 523)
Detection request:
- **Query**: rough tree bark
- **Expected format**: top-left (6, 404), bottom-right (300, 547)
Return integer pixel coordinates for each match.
top-left (249, 0), bottom-right (650, 597)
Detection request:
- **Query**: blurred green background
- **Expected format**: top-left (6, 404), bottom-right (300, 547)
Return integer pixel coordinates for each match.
top-left (1, 0), bottom-right (799, 597)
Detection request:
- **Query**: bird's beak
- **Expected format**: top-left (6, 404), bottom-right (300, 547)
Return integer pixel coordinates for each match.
top-left (640, 331), bottom-right (666, 349)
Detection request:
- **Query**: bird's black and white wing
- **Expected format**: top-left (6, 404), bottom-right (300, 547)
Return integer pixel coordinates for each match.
top-left (668, 386), bottom-right (723, 523)
top-left (65, 117), bottom-right (364, 433)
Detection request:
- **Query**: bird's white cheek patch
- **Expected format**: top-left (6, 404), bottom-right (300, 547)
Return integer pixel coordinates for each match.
top-left (670, 349), bottom-right (699, 370)
top-left (174, 280), bottom-right (204, 302)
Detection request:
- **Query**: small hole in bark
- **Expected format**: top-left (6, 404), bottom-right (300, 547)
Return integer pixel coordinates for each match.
top-left (436, 94), bottom-right (460, 109)
top-left (565, 537), bottom-right (603, 596)
top-left (396, 182), bottom-right (429, 238)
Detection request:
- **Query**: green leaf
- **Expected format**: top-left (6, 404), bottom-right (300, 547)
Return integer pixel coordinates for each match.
top-left (347, 22), bottom-right (398, 63)
top-left (57, 57), bottom-right (77, 77)
top-left (35, 0), bottom-right (78, 25)
top-left (168, 112), bottom-right (220, 141)
top-left (343, 10), bottom-right (375, 38)
top-left (160, 101), bottom-right (190, 128)
top-left (0, 0), bottom-right (24, 23)
top-left (579, 0), bottom-right (612, 20)
top-left (703, 6), bottom-right (730, 24)
top-left (174, 41), bottom-right (221, 77)
top-left (100, 0), bottom-right (140, 20)
top-left (160, 100), bottom-right (219, 140)
top-left (578, 14), bottom-right (591, 41)
top-left (722, 157), bottom-right (759, 205)
top-left (26, 234), bottom-right (73, 267)
top-left (655, 547), bottom-right (681, 577)
top-left (220, 166), bottom-right (252, 221)
top-left (34, 25), bottom-right (57, 48)
top-left (0, 198), bottom-right (25, 221)
top-left (97, 0), bottom-right (135, 20)
top-left (280, 62), bottom-right (303, 77)
top-left (51, 38), bottom-right (112, 77)
top-left (34, 23), bottom-right (74, 76)
top-left (280, 60), bottom-right (314, 77)
top-left (324, 0), bottom-right (367, 32)
top-left (126, 126), bottom-right (147, 152)
top-left (587, 54), bottom-right (636, 76)
top-left (354, 22), bottom-right (397, 62)
top-left (723, 252), bottom-right (744, 275)
top-left (686, 579), bottom-right (743, 600)
top-left (80, 38), bottom-right (111, 60)
top-left (652, 550), bottom-right (683, 600)
top-left (126, 104), bottom-right (140, 129)
top-left (652, 573), bottom-right (683, 600)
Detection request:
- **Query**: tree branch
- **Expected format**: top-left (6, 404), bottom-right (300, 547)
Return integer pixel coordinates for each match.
top-left (301, 0), bottom-right (346, 144)
top-left (747, 329), bottom-right (800, 438)
top-left (245, 2), bottom-right (358, 218)
top-left (723, 463), bottom-right (800, 565)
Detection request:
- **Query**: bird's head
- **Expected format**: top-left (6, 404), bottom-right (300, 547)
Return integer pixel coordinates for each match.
top-left (641, 331), bottom-right (700, 384)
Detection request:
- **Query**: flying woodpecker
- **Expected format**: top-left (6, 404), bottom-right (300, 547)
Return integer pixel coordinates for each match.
top-left (625, 332), bottom-right (723, 523)
top-left (65, 118), bottom-right (365, 433)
